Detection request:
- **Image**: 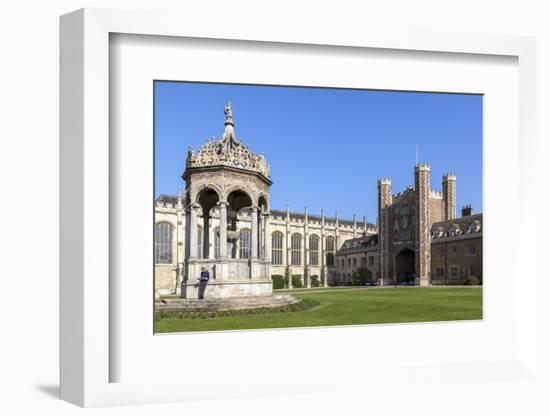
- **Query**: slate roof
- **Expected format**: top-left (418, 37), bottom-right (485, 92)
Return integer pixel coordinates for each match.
top-left (154, 195), bottom-right (377, 229)
top-left (337, 234), bottom-right (379, 255)
top-left (431, 213), bottom-right (483, 239)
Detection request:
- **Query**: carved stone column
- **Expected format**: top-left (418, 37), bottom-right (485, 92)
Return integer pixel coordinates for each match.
top-left (251, 207), bottom-right (258, 259)
top-left (189, 203), bottom-right (198, 259)
top-left (263, 213), bottom-right (271, 262)
top-left (218, 201), bottom-right (228, 259)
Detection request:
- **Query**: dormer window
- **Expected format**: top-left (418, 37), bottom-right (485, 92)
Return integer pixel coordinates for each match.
top-left (448, 224), bottom-right (461, 237)
top-left (431, 226), bottom-right (444, 239)
top-left (468, 220), bottom-right (481, 233)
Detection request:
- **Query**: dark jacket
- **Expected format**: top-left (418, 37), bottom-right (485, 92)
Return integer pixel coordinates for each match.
top-left (200, 270), bottom-right (210, 282)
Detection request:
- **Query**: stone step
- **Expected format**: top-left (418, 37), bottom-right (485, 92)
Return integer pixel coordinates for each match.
top-left (156, 295), bottom-right (299, 312)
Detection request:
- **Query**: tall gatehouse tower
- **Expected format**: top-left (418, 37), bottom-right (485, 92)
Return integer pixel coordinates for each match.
top-left (376, 163), bottom-right (454, 286)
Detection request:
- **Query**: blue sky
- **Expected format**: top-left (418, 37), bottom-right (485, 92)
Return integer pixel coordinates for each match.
top-left (155, 82), bottom-right (482, 222)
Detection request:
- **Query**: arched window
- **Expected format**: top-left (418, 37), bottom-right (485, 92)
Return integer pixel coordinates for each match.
top-left (271, 231), bottom-right (283, 265)
top-left (197, 225), bottom-right (203, 259)
top-left (291, 233), bottom-right (302, 265)
top-left (326, 236), bottom-right (335, 266)
top-left (239, 229), bottom-right (251, 259)
top-left (155, 222), bottom-right (173, 264)
top-left (214, 227), bottom-right (220, 258)
top-left (309, 234), bottom-right (319, 265)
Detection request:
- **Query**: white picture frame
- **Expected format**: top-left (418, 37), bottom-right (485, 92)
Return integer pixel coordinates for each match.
top-left (60, 7), bottom-right (538, 408)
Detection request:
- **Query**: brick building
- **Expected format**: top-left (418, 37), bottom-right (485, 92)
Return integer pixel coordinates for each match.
top-left (334, 164), bottom-right (482, 286)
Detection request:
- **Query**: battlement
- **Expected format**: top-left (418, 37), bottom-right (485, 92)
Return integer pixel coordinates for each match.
top-left (443, 173), bottom-right (457, 180)
top-left (415, 163), bottom-right (431, 171)
top-left (430, 190), bottom-right (444, 199)
top-left (378, 178), bottom-right (392, 185)
top-left (392, 186), bottom-right (415, 199)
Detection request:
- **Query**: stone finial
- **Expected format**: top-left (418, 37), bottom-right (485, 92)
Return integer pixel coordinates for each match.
top-left (378, 177), bottom-right (392, 185)
top-left (224, 102), bottom-right (234, 125)
top-left (443, 173), bottom-right (457, 181)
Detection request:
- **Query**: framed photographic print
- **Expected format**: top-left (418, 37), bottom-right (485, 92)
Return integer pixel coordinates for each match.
top-left (60, 7), bottom-right (538, 408)
top-left (152, 82), bottom-right (483, 334)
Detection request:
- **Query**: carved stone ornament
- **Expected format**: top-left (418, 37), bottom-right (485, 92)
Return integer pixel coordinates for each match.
top-left (186, 103), bottom-right (270, 180)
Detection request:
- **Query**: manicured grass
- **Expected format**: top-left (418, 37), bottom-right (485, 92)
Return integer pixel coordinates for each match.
top-left (154, 287), bottom-right (482, 333)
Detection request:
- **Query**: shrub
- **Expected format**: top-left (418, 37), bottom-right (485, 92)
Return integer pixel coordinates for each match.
top-left (272, 274), bottom-right (285, 289)
top-left (292, 274), bottom-right (303, 288)
top-left (467, 276), bottom-right (481, 286)
top-left (311, 275), bottom-right (320, 287)
top-left (352, 268), bottom-right (370, 286)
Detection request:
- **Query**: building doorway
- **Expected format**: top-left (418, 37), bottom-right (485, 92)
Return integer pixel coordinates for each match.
top-left (395, 248), bottom-right (415, 285)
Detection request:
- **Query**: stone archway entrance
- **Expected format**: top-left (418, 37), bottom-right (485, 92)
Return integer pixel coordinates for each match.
top-left (395, 248), bottom-right (415, 284)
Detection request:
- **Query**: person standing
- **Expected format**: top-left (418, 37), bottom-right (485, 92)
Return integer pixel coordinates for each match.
top-left (198, 267), bottom-right (210, 299)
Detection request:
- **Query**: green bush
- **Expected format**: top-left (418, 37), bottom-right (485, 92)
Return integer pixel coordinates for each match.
top-left (292, 274), bottom-right (303, 288)
top-left (311, 275), bottom-right (320, 287)
top-left (352, 268), bottom-right (370, 286)
top-left (272, 274), bottom-right (286, 289)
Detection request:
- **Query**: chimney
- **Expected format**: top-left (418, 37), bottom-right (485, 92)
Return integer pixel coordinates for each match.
top-left (461, 204), bottom-right (472, 217)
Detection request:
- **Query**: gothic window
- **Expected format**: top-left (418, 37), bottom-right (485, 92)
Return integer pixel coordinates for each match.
top-left (291, 233), bottom-right (302, 265)
top-left (401, 229), bottom-right (411, 241)
top-left (271, 231), bottom-right (283, 265)
top-left (466, 245), bottom-right (476, 256)
top-left (361, 257), bottom-right (367, 266)
top-left (400, 204), bottom-right (410, 216)
top-left (155, 222), bottom-right (173, 264)
top-left (326, 236), bottom-right (335, 266)
top-left (309, 235), bottom-right (319, 265)
top-left (239, 228), bottom-right (251, 259)
top-left (239, 229), bottom-right (251, 259)
top-left (450, 246), bottom-right (458, 257)
top-left (436, 268), bottom-right (444, 278)
top-left (450, 267), bottom-right (459, 277)
top-left (352, 258), bottom-right (357, 267)
top-left (347, 258), bottom-right (351, 268)
top-left (437, 248), bottom-right (445, 258)
top-left (197, 225), bottom-right (203, 259)
top-left (369, 256), bottom-right (375, 266)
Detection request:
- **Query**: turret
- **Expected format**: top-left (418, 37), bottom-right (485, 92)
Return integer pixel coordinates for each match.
top-left (443, 173), bottom-right (457, 220)
top-left (414, 163), bottom-right (431, 287)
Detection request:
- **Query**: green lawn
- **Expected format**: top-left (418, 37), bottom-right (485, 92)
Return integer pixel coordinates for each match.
top-left (154, 287), bottom-right (482, 333)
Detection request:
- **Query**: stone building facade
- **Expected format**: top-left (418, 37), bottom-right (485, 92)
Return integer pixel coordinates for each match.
top-left (334, 234), bottom-right (379, 284)
top-left (154, 104), bottom-right (375, 295)
top-left (155, 196), bottom-right (374, 293)
top-left (154, 104), bottom-right (482, 294)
